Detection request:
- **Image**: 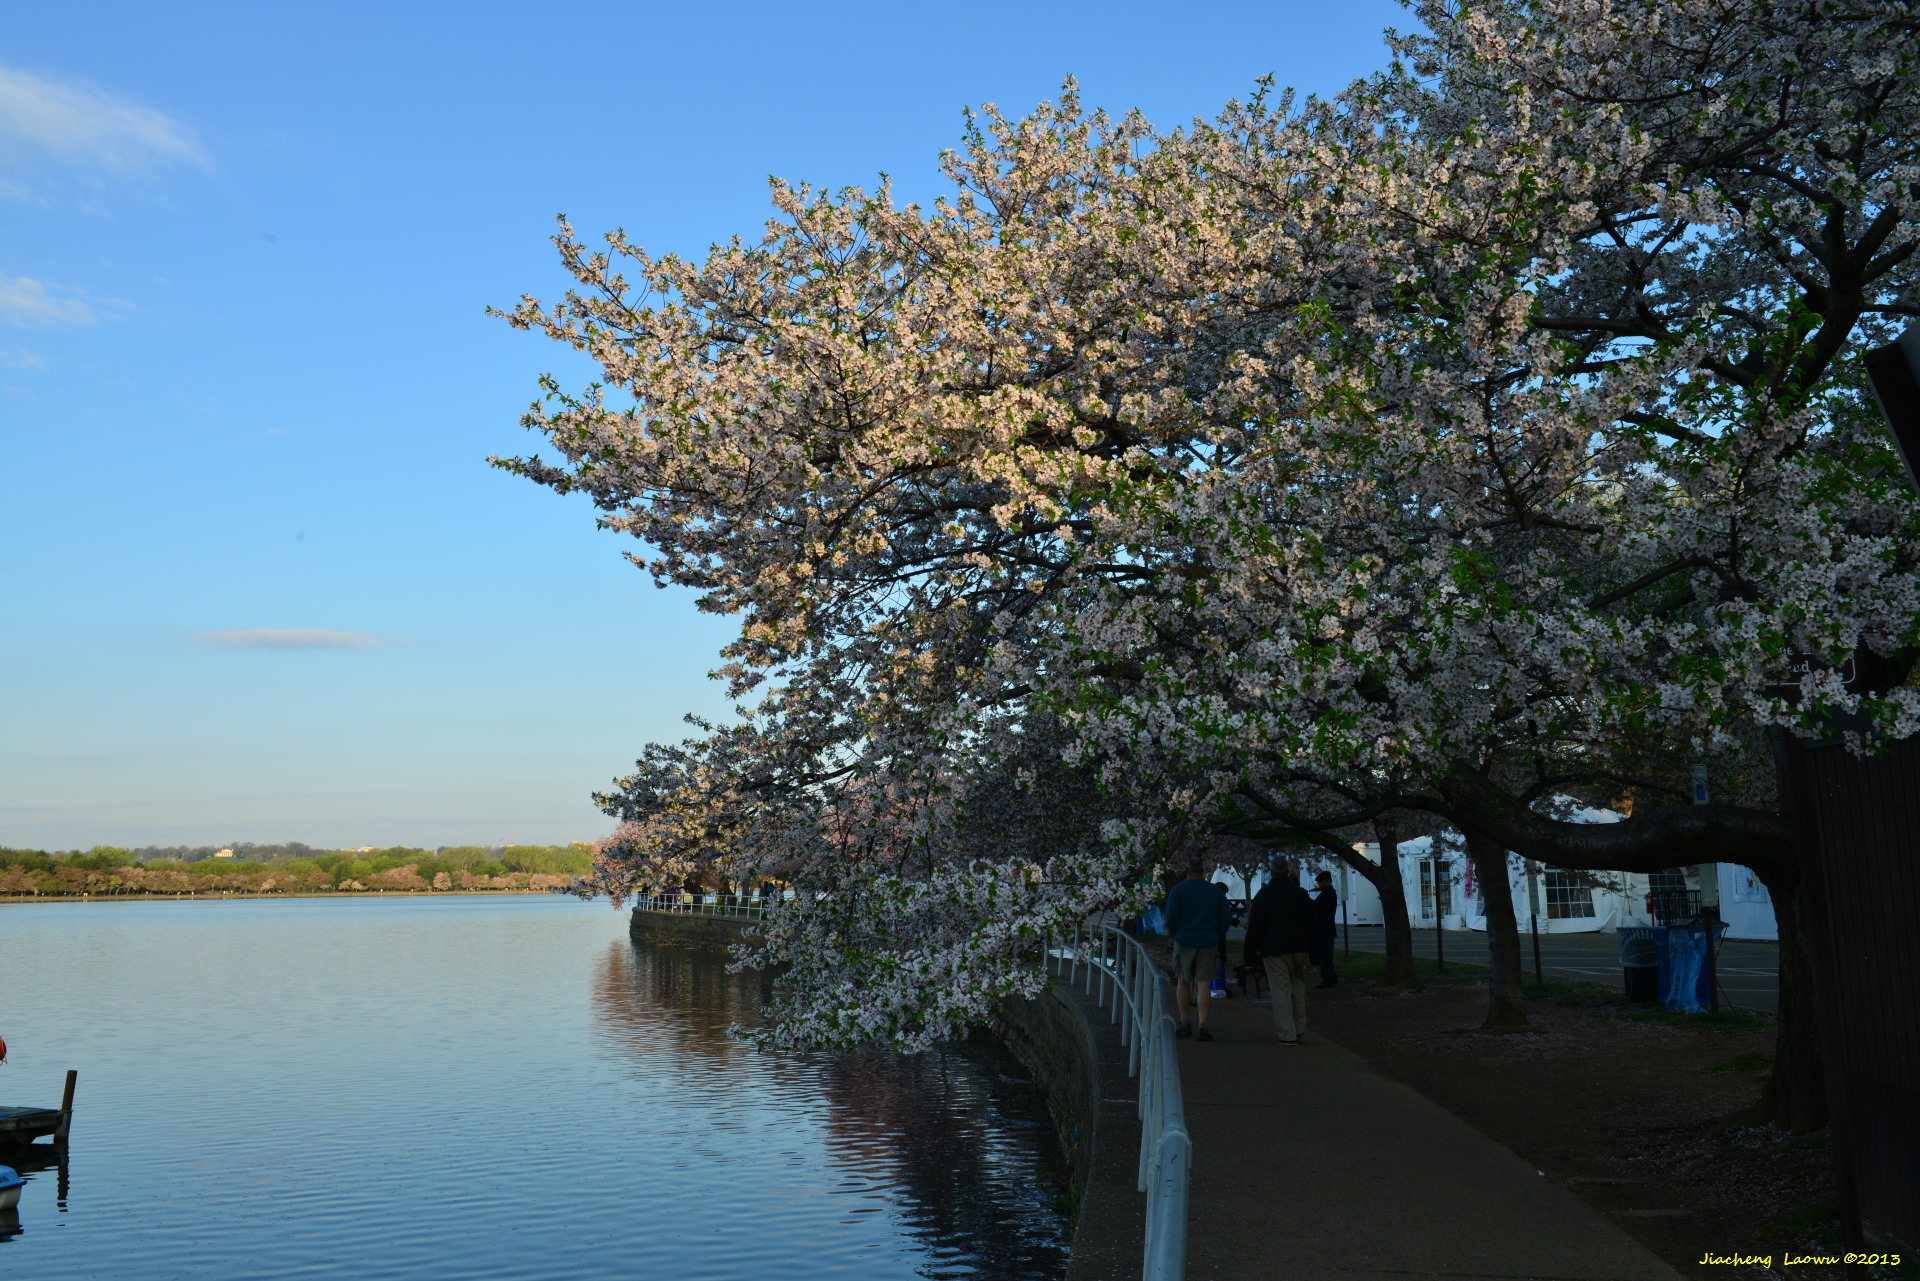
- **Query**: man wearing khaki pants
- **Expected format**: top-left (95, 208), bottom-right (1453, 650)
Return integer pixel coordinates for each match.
top-left (1244, 858), bottom-right (1318, 1043)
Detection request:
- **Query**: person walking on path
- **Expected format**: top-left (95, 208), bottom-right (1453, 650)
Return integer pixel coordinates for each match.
top-left (1311, 869), bottom-right (1340, 988)
top-left (1245, 858), bottom-right (1317, 1043)
top-left (1210, 878), bottom-right (1232, 999)
top-left (1164, 856), bottom-right (1230, 1041)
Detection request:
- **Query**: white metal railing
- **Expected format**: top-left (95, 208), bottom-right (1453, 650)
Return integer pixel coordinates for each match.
top-left (1048, 921), bottom-right (1190, 1281)
top-left (628, 891), bottom-right (776, 919)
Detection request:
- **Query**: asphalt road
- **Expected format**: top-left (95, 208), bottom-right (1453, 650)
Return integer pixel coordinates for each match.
top-left (1333, 924), bottom-right (1781, 1014)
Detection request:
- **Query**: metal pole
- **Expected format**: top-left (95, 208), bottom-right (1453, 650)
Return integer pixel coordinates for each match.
top-left (1687, 762), bottom-right (1722, 1018)
top-left (1433, 854), bottom-right (1445, 973)
top-left (1706, 914), bottom-right (1719, 1015)
top-left (1531, 912), bottom-right (1543, 989)
top-left (1340, 860), bottom-right (1350, 959)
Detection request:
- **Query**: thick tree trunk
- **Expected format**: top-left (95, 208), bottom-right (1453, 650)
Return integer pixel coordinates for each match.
top-left (1753, 868), bottom-right (1828, 1133)
top-left (1326, 822), bottom-right (1419, 987)
top-left (1369, 821), bottom-right (1419, 987)
top-left (1464, 830), bottom-right (1530, 1031)
top-left (1374, 863), bottom-right (1420, 988)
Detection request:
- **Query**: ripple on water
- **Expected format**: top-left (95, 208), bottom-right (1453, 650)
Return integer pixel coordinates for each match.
top-left (0, 896), bottom-right (1068, 1280)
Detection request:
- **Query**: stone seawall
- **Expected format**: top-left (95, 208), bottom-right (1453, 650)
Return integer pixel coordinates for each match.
top-left (627, 906), bottom-right (761, 952)
top-left (993, 988), bottom-right (1098, 1210)
top-left (1000, 978), bottom-right (1146, 1281)
top-left (625, 907), bottom-right (1144, 1279)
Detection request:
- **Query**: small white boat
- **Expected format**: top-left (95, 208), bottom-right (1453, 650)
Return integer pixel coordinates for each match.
top-left (0, 1166), bottom-right (22, 1212)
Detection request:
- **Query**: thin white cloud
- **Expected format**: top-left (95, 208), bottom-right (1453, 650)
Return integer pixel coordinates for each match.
top-left (0, 274), bottom-right (96, 328)
top-left (0, 349), bottom-right (47, 369)
top-left (196, 629), bottom-right (389, 651)
top-left (0, 64), bottom-right (208, 173)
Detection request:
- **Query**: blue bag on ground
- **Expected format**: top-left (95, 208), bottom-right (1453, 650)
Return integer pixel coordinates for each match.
top-left (1660, 923), bottom-right (1725, 1013)
top-left (1663, 927), bottom-right (1706, 1013)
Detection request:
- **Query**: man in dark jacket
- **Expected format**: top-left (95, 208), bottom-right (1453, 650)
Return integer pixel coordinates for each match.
top-left (1244, 858), bottom-right (1318, 1043)
top-left (1311, 869), bottom-right (1340, 988)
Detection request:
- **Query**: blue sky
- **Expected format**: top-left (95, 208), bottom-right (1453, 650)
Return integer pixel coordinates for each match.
top-left (2, 0), bottom-right (1408, 849)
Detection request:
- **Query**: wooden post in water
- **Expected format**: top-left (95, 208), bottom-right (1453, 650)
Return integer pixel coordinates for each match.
top-left (55, 1069), bottom-right (76, 1140)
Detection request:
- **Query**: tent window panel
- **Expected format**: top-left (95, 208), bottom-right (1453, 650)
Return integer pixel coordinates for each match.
top-left (1544, 871), bottom-right (1595, 920)
top-left (1648, 869), bottom-right (1686, 898)
top-left (1420, 863), bottom-right (1456, 919)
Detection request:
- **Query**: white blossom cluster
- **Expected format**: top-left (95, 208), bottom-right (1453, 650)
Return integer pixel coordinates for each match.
top-left (499, 0), bottom-right (1920, 1050)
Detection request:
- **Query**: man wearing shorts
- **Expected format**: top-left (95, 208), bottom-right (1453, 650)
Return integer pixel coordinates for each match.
top-left (1164, 856), bottom-right (1231, 1041)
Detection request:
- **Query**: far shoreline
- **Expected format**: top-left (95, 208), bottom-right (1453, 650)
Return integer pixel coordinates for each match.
top-left (0, 889), bottom-right (587, 905)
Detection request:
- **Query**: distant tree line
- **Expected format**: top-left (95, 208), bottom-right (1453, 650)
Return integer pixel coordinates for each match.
top-left (0, 843), bottom-right (595, 897)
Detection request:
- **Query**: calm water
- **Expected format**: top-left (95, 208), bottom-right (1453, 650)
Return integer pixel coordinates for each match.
top-left (0, 895), bottom-right (1067, 1279)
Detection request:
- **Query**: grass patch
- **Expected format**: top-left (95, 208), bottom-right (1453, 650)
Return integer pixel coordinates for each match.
top-left (1775, 1133), bottom-right (1831, 1153)
top-left (1339, 951), bottom-right (1628, 1000)
top-left (1604, 1003), bottom-right (1773, 1032)
top-left (1522, 976), bottom-right (1619, 1002)
top-left (1763, 1199), bottom-right (1843, 1246)
top-left (1705, 1051), bottom-right (1773, 1074)
top-left (1336, 948), bottom-right (1486, 987)
top-left (1334, 949), bottom-right (1773, 1033)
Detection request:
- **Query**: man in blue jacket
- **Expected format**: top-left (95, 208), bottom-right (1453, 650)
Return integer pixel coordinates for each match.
top-left (1164, 855), bottom-right (1231, 1041)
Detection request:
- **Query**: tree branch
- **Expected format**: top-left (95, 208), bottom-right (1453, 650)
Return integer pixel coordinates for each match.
top-left (1440, 764), bottom-right (1794, 879)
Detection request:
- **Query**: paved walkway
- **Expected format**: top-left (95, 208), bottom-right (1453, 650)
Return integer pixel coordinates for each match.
top-left (1175, 993), bottom-right (1682, 1281)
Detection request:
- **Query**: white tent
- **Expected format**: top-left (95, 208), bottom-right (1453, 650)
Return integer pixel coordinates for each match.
top-left (1291, 836), bottom-right (1649, 934)
top-left (1226, 817), bottom-right (1761, 937)
top-left (1715, 864), bottom-right (1778, 940)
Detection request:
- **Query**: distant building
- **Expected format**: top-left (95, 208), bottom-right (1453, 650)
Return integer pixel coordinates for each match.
top-left (213, 848), bottom-right (235, 859)
top-left (1253, 836), bottom-right (1778, 941)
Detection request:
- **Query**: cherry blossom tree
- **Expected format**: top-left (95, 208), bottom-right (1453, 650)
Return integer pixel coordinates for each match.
top-left (500, 0), bottom-right (1918, 1125)
top-left (1384, 0), bottom-right (1919, 1125)
top-left (1018, 0), bottom-right (1918, 1110)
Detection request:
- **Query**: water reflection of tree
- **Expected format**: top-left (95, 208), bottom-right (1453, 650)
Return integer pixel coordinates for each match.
top-left (590, 939), bottom-right (1067, 1280)
top-left (817, 1045), bottom-right (1067, 1281)
top-left (589, 939), bottom-right (768, 1071)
